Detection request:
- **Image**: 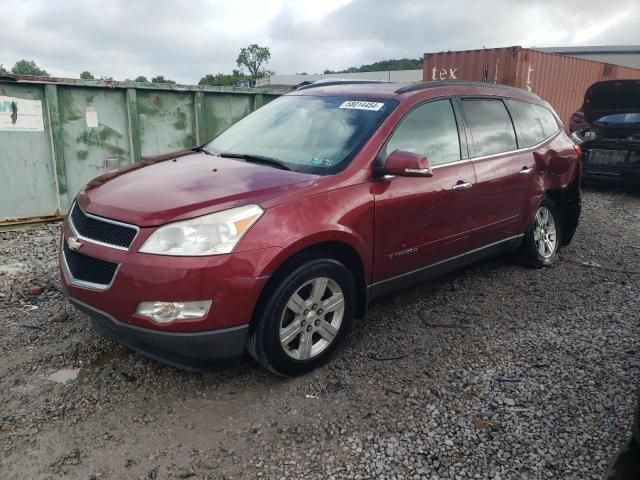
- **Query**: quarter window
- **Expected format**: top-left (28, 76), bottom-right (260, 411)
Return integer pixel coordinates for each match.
top-left (385, 99), bottom-right (461, 167)
top-left (461, 99), bottom-right (518, 157)
top-left (508, 100), bottom-right (559, 146)
top-left (533, 104), bottom-right (559, 138)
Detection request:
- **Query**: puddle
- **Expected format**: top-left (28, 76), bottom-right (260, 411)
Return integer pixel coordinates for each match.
top-left (47, 368), bottom-right (80, 384)
top-left (44, 350), bottom-right (129, 385)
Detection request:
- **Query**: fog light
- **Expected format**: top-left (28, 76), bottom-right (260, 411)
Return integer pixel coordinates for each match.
top-left (135, 300), bottom-right (212, 324)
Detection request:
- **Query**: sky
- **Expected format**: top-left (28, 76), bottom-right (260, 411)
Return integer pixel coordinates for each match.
top-left (2, 0), bottom-right (639, 84)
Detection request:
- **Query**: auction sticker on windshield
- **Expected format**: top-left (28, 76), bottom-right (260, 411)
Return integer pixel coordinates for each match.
top-left (339, 100), bottom-right (385, 111)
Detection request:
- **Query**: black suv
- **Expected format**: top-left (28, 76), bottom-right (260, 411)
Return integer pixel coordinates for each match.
top-left (571, 80), bottom-right (640, 184)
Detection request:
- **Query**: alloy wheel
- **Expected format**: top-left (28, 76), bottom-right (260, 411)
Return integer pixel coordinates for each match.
top-left (279, 277), bottom-right (345, 360)
top-left (533, 206), bottom-right (557, 259)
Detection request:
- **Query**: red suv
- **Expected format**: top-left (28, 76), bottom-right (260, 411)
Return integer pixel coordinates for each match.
top-left (60, 81), bottom-right (581, 376)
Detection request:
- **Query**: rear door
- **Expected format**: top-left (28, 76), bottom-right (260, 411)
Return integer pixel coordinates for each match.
top-left (506, 98), bottom-right (563, 220)
top-left (372, 98), bottom-right (477, 282)
top-left (458, 97), bottom-right (533, 247)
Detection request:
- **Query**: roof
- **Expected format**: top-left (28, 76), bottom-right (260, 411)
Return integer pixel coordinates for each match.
top-left (289, 81), bottom-right (406, 98)
top-left (538, 45), bottom-right (640, 55)
top-left (289, 80), bottom-right (544, 103)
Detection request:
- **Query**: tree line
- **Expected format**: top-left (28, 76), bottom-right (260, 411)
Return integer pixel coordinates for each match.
top-left (2, 46), bottom-right (422, 86)
top-left (323, 57), bottom-right (423, 74)
top-left (1, 44), bottom-right (271, 86)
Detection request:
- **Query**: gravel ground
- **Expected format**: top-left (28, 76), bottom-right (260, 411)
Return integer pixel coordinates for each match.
top-left (1, 187), bottom-right (639, 480)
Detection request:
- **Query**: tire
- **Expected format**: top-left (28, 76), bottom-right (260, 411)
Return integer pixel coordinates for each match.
top-left (246, 258), bottom-right (355, 376)
top-left (518, 198), bottom-right (562, 268)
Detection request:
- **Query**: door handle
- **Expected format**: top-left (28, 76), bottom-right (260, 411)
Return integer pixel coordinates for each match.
top-left (519, 166), bottom-right (534, 175)
top-left (452, 182), bottom-right (473, 191)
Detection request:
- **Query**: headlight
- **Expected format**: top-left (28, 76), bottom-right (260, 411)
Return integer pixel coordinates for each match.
top-left (139, 204), bottom-right (263, 256)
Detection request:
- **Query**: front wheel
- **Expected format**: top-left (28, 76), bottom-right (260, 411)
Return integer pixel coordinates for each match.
top-left (247, 259), bottom-right (355, 376)
top-left (518, 198), bottom-right (562, 268)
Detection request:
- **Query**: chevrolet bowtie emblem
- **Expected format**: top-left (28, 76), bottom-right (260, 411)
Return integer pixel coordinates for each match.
top-left (67, 236), bottom-right (83, 251)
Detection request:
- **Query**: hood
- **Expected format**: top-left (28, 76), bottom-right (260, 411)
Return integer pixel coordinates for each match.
top-left (77, 152), bottom-right (318, 226)
top-left (583, 80), bottom-right (640, 124)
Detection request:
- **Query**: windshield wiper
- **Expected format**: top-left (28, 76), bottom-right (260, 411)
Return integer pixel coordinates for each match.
top-left (193, 145), bottom-right (215, 155)
top-left (215, 152), bottom-right (291, 171)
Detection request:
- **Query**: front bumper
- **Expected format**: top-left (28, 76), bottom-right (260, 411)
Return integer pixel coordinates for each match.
top-left (59, 216), bottom-right (277, 332)
top-left (581, 149), bottom-right (640, 184)
top-left (59, 213), bottom-right (281, 368)
top-left (70, 297), bottom-right (248, 370)
top-left (582, 165), bottom-right (640, 184)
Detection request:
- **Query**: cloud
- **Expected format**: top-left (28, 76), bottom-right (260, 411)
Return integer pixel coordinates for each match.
top-left (2, 0), bottom-right (280, 81)
top-left (1, 0), bottom-right (638, 82)
top-left (268, 0), bottom-right (640, 72)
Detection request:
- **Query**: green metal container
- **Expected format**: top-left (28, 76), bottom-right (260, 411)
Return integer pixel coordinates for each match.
top-left (0, 76), bottom-right (281, 223)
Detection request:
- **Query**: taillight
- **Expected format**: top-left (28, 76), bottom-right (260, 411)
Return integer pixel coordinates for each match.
top-left (573, 144), bottom-right (582, 157)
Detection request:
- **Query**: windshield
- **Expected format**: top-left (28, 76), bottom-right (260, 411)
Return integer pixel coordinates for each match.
top-left (204, 95), bottom-right (397, 175)
top-left (594, 113), bottom-right (640, 125)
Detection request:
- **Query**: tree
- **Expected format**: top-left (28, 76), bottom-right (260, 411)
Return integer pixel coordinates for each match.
top-left (236, 44), bottom-right (271, 80)
top-left (134, 75), bottom-right (149, 82)
top-left (327, 58), bottom-right (422, 74)
top-left (0, 64), bottom-right (7, 75)
top-left (355, 58), bottom-right (422, 72)
top-left (11, 59), bottom-right (49, 76)
top-left (199, 73), bottom-right (240, 87)
top-left (80, 71), bottom-right (95, 80)
top-left (151, 75), bottom-right (176, 84)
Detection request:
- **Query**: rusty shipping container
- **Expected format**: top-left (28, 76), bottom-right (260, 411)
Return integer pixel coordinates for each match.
top-left (423, 46), bottom-right (640, 127)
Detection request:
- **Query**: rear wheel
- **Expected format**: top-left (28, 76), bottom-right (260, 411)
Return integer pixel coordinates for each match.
top-left (518, 198), bottom-right (562, 267)
top-left (247, 259), bottom-right (355, 376)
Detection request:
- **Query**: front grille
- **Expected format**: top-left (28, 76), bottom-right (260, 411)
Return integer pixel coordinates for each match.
top-left (588, 149), bottom-right (627, 166)
top-left (63, 242), bottom-right (118, 287)
top-left (70, 203), bottom-right (138, 249)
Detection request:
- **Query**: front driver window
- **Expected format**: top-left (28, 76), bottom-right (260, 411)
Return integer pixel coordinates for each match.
top-left (385, 99), bottom-right (461, 167)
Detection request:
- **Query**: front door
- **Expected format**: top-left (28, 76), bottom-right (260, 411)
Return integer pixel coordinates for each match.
top-left (372, 99), bottom-right (477, 283)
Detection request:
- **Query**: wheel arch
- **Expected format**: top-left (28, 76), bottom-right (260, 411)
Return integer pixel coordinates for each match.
top-left (252, 239), bottom-right (369, 327)
top-left (544, 169), bottom-right (581, 246)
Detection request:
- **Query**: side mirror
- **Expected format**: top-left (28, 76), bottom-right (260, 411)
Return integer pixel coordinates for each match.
top-left (384, 149), bottom-right (433, 177)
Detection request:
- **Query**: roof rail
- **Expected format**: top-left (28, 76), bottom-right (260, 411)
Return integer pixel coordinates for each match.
top-left (296, 79), bottom-right (391, 91)
top-left (395, 80), bottom-right (534, 96)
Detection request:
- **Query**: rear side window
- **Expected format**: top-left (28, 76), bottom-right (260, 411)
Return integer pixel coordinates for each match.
top-left (533, 104), bottom-right (560, 137)
top-left (385, 99), bottom-right (461, 166)
top-left (508, 100), bottom-right (559, 146)
top-left (461, 99), bottom-right (517, 157)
